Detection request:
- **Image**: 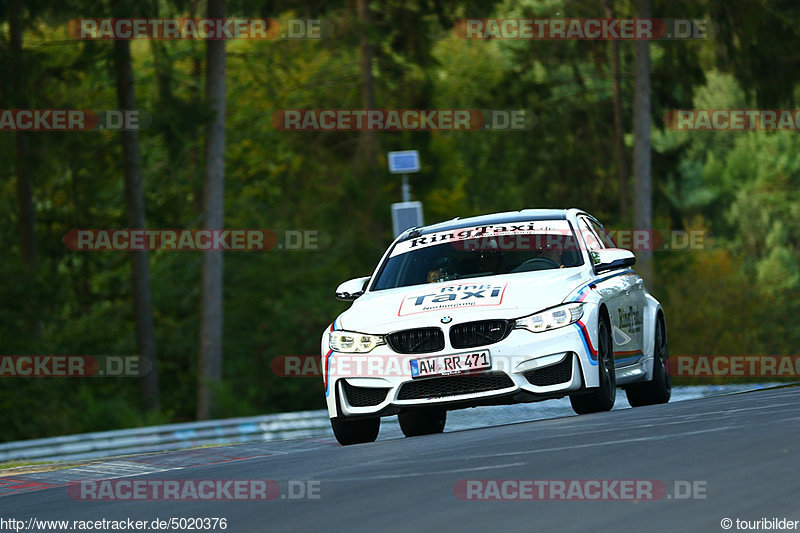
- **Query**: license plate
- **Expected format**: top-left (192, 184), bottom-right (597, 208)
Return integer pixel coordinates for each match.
top-left (410, 350), bottom-right (491, 378)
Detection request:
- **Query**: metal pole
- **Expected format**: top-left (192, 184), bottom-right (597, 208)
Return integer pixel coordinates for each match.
top-left (401, 174), bottom-right (410, 202)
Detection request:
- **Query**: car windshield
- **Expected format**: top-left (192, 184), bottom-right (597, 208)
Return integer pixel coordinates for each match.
top-left (371, 219), bottom-right (584, 291)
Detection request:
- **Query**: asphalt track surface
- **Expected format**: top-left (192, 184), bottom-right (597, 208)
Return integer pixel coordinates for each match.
top-left (1, 386), bottom-right (798, 533)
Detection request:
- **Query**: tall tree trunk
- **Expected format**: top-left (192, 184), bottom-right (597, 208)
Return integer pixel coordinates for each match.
top-left (197, 0), bottom-right (227, 420)
top-left (10, 0), bottom-right (36, 270)
top-left (356, 0), bottom-right (379, 169)
top-left (355, 0), bottom-right (386, 252)
top-left (605, 0), bottom-right (629, 221)
top-left (633, 0), bottom-right (653, 283)
top-left (113, 37), bottom-right (161, 411)
top-left (189, 0), bottom-right (204, 216)
top-left (10, 0), bottom-right (41, 339)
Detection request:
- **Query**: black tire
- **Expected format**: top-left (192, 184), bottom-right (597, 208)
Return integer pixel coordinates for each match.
top-left (398, 408), bottom-right (446, 437)
top-left (331, 417), bottom-right (380, 445)
top-left (626, 315), bottom-right (671, 407)
top-left (570, 316), bottom-right (616, 414)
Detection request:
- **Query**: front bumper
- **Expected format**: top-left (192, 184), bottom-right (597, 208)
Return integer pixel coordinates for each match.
top-left (324, 324), bottom-right (600, 419)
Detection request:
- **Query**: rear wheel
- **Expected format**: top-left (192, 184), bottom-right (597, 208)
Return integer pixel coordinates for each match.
top-left (398, 408), bottom-right (446, 437)
top-left (331, 417), bottom-right (380, 445)
top-left (570, 317), bottom-right (616, 414)
top-left (626, 315), bottom-right (671, 406)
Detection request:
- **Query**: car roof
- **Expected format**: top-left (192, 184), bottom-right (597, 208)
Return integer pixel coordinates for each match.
top-left (408, 208), bottom-right (588, 237)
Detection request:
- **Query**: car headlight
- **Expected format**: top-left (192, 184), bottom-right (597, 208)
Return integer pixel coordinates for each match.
top-left (329, 331), bottom-right (385, 353)
top-left (515, 303), bottom-right (584, 333)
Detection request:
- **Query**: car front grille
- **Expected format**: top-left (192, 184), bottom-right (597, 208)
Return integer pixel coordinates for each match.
top-left (397, 372), bottom-right (515, 400)
top-left (523, 354), bottom-right (573, 386)
top-left (386, 327), bottom-right (445, 354)
top-left (449, 319), bottom-right (513, 349)
top-left (342, 381), bottom-right (390, 407)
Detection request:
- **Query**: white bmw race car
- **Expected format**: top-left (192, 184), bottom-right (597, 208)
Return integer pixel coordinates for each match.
top-left (321, 209), bottom-right (670, 445)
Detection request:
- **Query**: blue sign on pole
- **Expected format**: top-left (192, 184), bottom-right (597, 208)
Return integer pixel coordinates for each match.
top-left (388, 150), bottom-right (420, 174)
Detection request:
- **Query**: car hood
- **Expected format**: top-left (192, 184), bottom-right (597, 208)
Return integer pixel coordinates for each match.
top-left (336, 269), bottom-right (588, 333)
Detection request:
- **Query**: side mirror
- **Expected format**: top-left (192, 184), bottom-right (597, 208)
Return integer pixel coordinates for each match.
top-left (590, 248), bottom-right (636, 273)
top-left (335, 276), bottom-right (370, 301)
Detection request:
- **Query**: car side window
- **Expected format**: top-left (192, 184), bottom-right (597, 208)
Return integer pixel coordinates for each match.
top-left (580, 218), bottom-right (603, 250)
top-left (589, 219), bottom-right (616, 248)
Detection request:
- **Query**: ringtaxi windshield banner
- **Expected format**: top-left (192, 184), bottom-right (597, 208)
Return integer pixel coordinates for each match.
top-left (390, 220), bottom-right (576, 257)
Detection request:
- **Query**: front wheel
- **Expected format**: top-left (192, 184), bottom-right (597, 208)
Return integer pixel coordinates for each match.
top-left (626, 315), bottom-right (671, 407)
top-left (398, 408), bottom-right (446, 437)
top-left (570, 317), bottom-right (616, 414)
top-left (331, 417), bottom-right (380, 445)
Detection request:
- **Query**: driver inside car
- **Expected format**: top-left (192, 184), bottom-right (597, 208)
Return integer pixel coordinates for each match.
top-left (427, 256), bottom-right (457, 282)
